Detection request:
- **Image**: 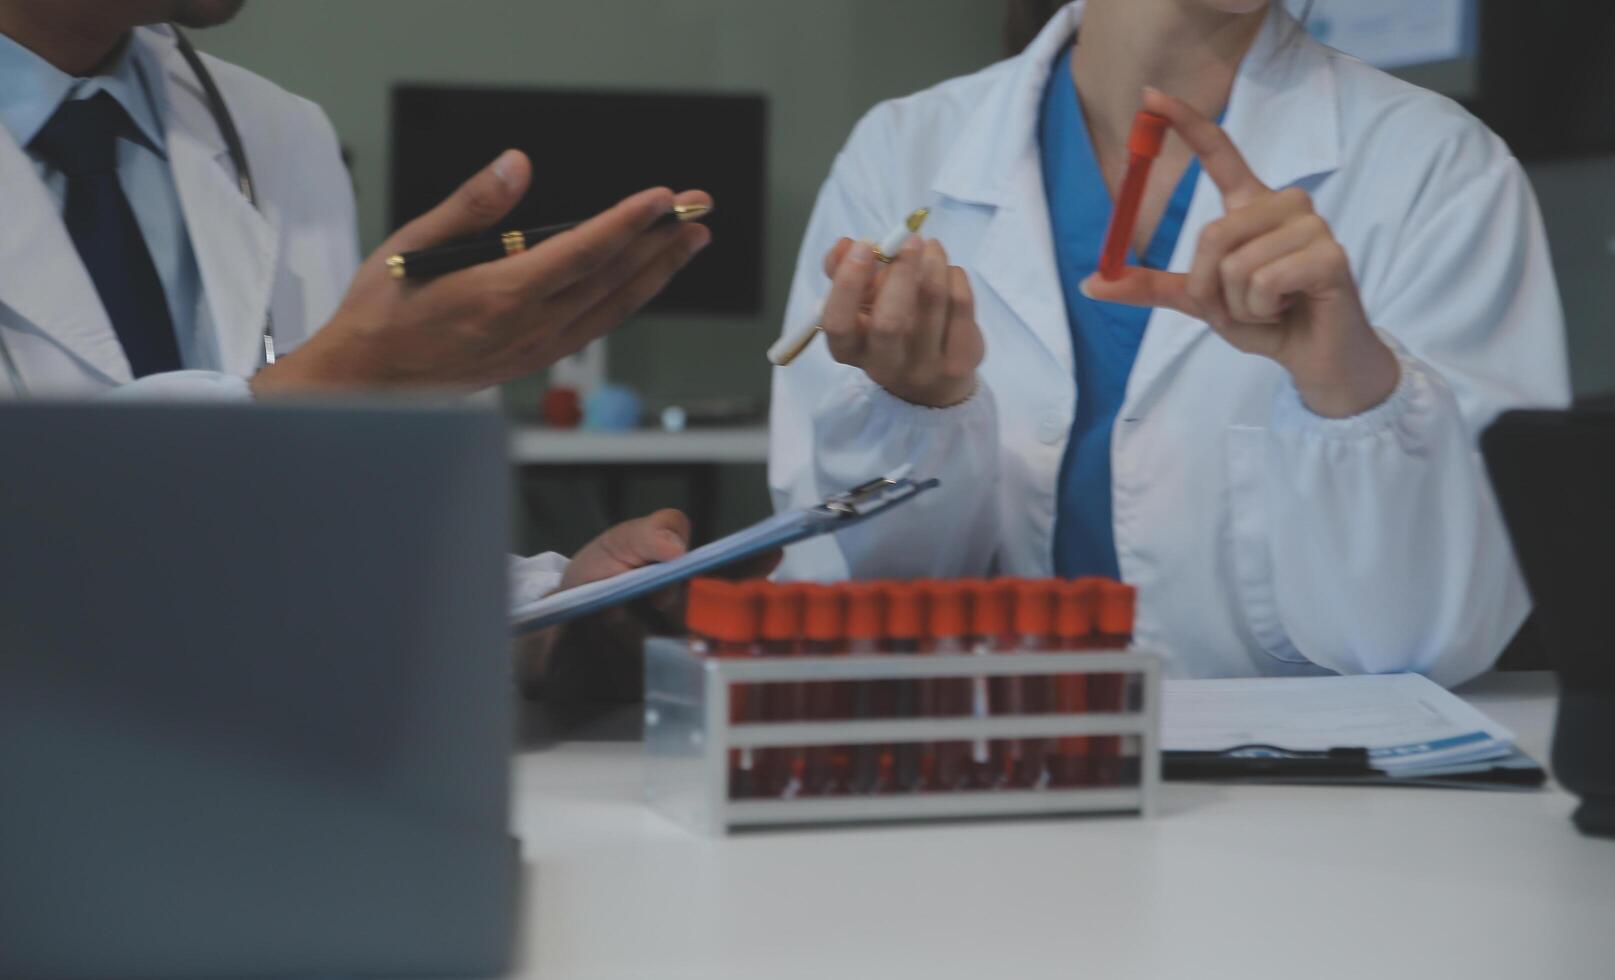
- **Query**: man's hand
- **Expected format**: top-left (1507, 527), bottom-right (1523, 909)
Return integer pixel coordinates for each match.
top-left (515, 510), bottom-right (779, 701)
top-left (557, 509), bottom-right (781, 623)
top-left (252, 150), bottom-right (712, 395)
top-left (560, 508), bottom-right (691, 598)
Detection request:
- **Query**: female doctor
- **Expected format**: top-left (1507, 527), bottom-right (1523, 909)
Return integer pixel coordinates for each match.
top-left (768, 0), bottom-right (1570, 685)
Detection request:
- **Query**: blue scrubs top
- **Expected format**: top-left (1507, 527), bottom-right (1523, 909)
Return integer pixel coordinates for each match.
top-left (1039, 46), bottom-right (1203, 579)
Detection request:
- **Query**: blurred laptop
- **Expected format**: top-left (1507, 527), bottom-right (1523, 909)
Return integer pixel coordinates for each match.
top-left (0, 402), bottom-right (519, 977)
top-left (1484, 404), bottom-right (1615, 837)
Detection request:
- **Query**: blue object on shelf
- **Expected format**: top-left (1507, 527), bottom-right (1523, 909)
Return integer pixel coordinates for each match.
top-left (583, 383), bottom-right (643, 432)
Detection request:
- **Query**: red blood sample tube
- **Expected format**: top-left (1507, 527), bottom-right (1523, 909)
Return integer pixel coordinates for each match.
top-left (1098, 110), bottom-right (1171, 281)
top-left (1051, 579), bottom-right (1096, 788)
top-left (758, 583), bottom-right (806, 798)
top-left (1071, 577), bottom-right (1122, 786)
top-left (883, 581), bottom-right (927, 792)
top-left (801, 584), bottom-right (846, 796)
top-left (843, 582), bottom-right (887, 795)
top-left (968, 578), bottom-right (1017, 787)
top-left (686, 578), bottom-right (760, 799)
top-left (1098, 579), bottom-right (1141, 786)
top-left (1012, 579), bottom-right (1058, 789)
top-left (923, 581), bottom-right (972, 792)
top-left (1097, 580), bottom-right (1137, 649)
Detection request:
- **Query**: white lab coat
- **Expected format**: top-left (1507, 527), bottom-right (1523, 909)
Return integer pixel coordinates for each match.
top-left (0, 25), bottom-right (571, 597)
top-left (769, 2), bottom-right (1571, 686)
top-left (0, 25), bottom-right (355, 399)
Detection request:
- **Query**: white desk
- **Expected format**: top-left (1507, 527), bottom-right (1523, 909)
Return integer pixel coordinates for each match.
top-left (505, 672), bottom-right (1615, 980)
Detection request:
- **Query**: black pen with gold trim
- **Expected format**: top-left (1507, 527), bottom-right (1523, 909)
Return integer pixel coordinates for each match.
top-left (386, 203), bottom-right (712, 281)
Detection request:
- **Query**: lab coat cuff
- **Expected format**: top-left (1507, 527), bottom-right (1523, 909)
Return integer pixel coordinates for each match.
top-left (1269, 339), bottom-right (1430, 444)
top-left (849, 374), bottom-right (992, 429)
top-left (103, 370), bottom-right (255, 402)
top-left (510, 552), bottom-right (570, 609)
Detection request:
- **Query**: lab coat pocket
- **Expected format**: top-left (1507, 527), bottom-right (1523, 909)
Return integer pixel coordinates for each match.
top-left (1225, 426), bottom-right (1309, 665)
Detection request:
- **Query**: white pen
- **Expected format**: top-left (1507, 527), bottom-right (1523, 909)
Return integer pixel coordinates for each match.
top-left (766, 208), bottom-right (931, 367)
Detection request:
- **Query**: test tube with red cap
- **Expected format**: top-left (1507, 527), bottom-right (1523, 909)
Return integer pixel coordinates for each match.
top-left (1051, 579), bottom-right (1097, 787)
top-left (1097, 579), bottom-right (1140, 785)
top-left (800, 584), bottom-right (847, 796)
top-left (883, 581), bottom-right (927, 792)
top-left (686, 578), bottom-right (760, 799)
top-left (968, 579), bottom-right (1018, 787)
top-left (758, 583), bottom-right (806, 798)
top-left (1099, 110), bottom-right (1171, 281)
top-left (923, 580), bottom-right (972, 792)
top-left (1012, 579), bottom-right (1058, 789)
top-left (844, 581), bottom-right (888, 794)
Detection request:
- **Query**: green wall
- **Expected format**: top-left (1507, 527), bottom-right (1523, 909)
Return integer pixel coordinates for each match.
top-left (194, 0), bottom-right (1007, 409)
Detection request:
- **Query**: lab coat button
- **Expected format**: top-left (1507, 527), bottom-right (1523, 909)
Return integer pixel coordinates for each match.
top-left (1037, 414), bottom-right (1064, 445)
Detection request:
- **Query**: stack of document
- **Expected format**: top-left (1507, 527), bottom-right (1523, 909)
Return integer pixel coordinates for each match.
top-left (1162, 673), bottom-right (1539, 784)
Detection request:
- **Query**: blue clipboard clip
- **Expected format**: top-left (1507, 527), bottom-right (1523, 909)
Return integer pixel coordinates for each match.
top-left (819, 466), bottom-right (938, 518)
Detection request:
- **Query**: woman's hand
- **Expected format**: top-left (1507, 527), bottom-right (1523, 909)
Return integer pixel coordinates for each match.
top-left (1083, 89), bottom-right (1399, 419)
top-left (817, 235), bottom-right (985, 409)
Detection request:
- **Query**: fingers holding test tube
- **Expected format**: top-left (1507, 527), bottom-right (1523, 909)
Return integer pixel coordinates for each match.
top-left (1082, 88), bottom-right (1397, 419)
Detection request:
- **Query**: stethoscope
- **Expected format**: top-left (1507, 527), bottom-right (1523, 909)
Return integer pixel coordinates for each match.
top-left (1, 25), bottom-right (272, 396)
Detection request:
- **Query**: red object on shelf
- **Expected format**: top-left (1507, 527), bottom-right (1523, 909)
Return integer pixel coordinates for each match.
top-left (540, 386), bottom-right (582, 428)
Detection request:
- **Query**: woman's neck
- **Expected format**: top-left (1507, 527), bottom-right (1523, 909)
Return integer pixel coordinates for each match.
top-left (1072, 0), bottom-right (1267, 155)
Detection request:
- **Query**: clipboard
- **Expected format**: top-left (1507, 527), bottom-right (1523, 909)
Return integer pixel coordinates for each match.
top-left (510, 470), bottom-right (939, 634)
top-left (1163, 745), bottom-right (1547, 791)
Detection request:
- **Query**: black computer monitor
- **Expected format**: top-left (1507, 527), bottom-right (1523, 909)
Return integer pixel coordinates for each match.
top-left (1468, 1), bottom-right (1615, 162)
top-left (391, 84), bottom-right (767, 315)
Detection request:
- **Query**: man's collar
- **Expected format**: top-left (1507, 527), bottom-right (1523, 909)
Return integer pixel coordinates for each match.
top-left (0, 29), bottom-right (168, 156)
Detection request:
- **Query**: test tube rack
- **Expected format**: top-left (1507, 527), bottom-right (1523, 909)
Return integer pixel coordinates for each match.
top-left (643, 636), bottom-right (1162, 835)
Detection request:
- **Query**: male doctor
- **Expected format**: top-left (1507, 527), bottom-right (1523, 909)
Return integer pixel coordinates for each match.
top-left (0, 0), bottom-right (714, 683)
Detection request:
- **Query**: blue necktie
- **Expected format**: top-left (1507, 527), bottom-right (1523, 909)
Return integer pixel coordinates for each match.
top-left (31, 92), bottom-right (181, 377)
